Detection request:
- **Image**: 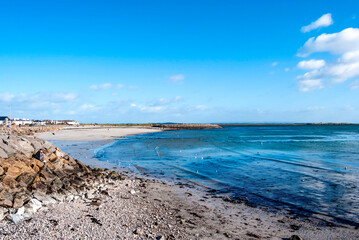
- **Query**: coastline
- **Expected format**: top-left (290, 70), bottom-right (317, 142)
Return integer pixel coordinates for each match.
top-left (1, 127), bottom-right (358, 239)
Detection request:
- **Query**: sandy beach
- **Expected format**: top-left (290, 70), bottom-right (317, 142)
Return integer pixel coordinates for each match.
top-left (36, 125), bottom-right (162, 141)
top-left (0, 126), bottom-right (357, 239)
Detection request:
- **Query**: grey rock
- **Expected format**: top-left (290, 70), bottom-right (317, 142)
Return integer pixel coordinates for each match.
top-left (7, 213), bottom-right (23, 224)
top-left (33, 193), bottom-right (57, 205)
top-left (290, 235), bottom-right (303, 240)
top-left (55, 150), bottom-right (65, 158)
top-left (0, 147), bottom-right (8, 159)
top-left (24, 199), bottom-right (42, 213)
top-left (0, 141), bottom-right (16, 156)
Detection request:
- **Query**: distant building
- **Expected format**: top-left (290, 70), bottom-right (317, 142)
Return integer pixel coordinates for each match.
top-left (12, 118), bottom-right (33, 126)
top-left (33, 120), bottom-right (46, 126)
top-left (0, 116), bottom-right (10, 126)
top-left (64, 120), bottom-right (79, 125)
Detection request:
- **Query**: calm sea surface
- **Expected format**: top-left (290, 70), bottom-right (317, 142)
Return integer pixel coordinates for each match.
top-left (93, 125), bottom-right (359, 224)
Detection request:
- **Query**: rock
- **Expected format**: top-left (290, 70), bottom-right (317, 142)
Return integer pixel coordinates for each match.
top-left (0, 141), bottom-right (16, 156)
top-left (51, 194), bottom-right (65, 202)
top-left (85, 191), bottom-right (95, 199)
top-left (16, 172), bottom-right (36, 186)
top-left (0, 207), bottom-right (8, 221)
top-left (33, 192), bottom-right (56, 205)
top-left (134, 228), bottom-right (144, 236)
top-left (6, 137), bottom-right (34, 156)
top-left (0, 189), bottom-right (14, 208)
top-left (13, 192), bottom-right (31, 209)
top-left (2, 175), bottom-right (20, 188)
top-left (0, 147), bottom-right (8, 159)
top-left (27, 137), bottom-right (42, 151)
top-left (130, 189), bottom-right (136, 195)
top-left (16, 206), bottom-right (24, 215)
top-left (290, 224), bottom-right (301, 230)
top-left (290, 235), bottom-right (303, 240)
top-left (47, 146), bottom-right (56, 154)
top-left (55, 150), bottom-right (65, 158)
top-left (24, 199), bottom-right (42, 213)
top-left (66, 195), bottom-right (74, 202)
top-left (7, 213), bottom-right (24, 224)
top-left (0, 167), bottom-right (4, 176)
top-left (42, 141), bottom-right (53, 150)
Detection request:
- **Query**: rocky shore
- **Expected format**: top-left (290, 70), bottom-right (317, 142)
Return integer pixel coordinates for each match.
top-left (0, 130), bottom-right (358, 239)
top-left (0, 133), bottom-right (123, 223)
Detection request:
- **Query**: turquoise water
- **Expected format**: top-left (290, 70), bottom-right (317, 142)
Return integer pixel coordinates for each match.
top-left (94, 125), bottom-right (359, 225)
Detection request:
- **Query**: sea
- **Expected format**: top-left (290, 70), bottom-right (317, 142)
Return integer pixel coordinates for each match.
top-left (58, 125), bottom-right (359, 225)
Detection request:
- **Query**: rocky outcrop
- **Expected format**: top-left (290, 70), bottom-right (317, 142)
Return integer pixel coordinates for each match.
top-left (0, 133), bottom-right (124, 223)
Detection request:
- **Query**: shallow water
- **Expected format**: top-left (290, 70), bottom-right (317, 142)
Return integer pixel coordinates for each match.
top-left (92, 125), bottom-right (359, 224)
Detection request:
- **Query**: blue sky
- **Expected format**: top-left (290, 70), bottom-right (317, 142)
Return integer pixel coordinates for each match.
top-left (0, 0), bottom-right (359, 123)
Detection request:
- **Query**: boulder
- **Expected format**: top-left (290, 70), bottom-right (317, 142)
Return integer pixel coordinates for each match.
top-left (5, 137), bottom-right (34, 156)
top-left (13, 192), bottom-right (31, 209)
top-left (32, 192), bottom-right (56, 205)
top-left (42, 141), bottom-right (53, 150)
top-left (0, 147), bottom-right (8, 159)
top-left (7, 213), bottom-right (23, 224)
top-left (0, 167), bottom-right (4, 176)
top-left (0, 142), bottom-right (16, 156)
top-left (24, 198), bottom-right (42, 213)
top-left (2, 176), bottom-right (20, 189)
top-left (55, 150), bottom-right (65, 158)
top-left (16, 172), bottom-right (37, 186)
top-left (0, 189), bottom-right (14, 208)
top-left (0, 207), bottom-right (7, 221)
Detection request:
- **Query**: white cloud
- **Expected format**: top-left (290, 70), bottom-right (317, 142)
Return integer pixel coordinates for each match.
top-left (299, 28), bottom-right (359, 57)
top-left (169, 74), bottom-right (185, 84)
top-left (271, 62), bottom-right (278, 67)
top-left (285, 68), bottom-right (290, 72)
top-left (80, 104), bottom-right (96, 110)
top-left (90, 83), bottom-right (124, 90)
top-left (297, 59), bottom-right (326, 70)
top-left (296, 27), bottom-right (359, 91)
top-left (195, 105), bottom-right (210, 111)
top-left (298, 79), bottom-right (323, 92)
top-left (350, 79), bottom-right (359, 89)
top-left (341, 50), bottom-right (359, 62)
top-left (54, 93), bottom-right (78, 101)
top-left (301, 13), bottom-right (333, 33)
top-left (0, 93), bottom-right (15, 102)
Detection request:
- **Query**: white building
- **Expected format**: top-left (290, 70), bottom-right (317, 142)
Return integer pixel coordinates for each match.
top-left (12, 118), bottom-right (33, 126)
top-left (33, 120), bottom-right (46, 126)
top-left (0, 116), bottom-right (10, 126)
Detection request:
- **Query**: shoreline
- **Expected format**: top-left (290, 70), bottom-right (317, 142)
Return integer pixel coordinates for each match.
top-left (31, 126), bottom-right (359, 239)
top-left (1, 126), bottom-right (358, 239)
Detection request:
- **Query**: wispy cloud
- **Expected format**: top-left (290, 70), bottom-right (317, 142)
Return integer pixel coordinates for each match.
top-left (90, 83), bottom-right (124, 90)
top-left (297, 59), bottom-right (326, 70)
top-left (271, 62), bottom-right (278, 67)
top-left (0, 93), bottom-right (15, 102)
top-left (169, 74), bottom-right (185, 84)
top-left (350, 79), bottom-right (359, 89)
top-left (301, 13), bottom-right (333, 33)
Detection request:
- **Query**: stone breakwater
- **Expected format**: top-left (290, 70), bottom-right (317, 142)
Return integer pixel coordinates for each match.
top-left (0, 126), bottom-right (64, 135)
top-left (0, 133), bottom-right (123, 224)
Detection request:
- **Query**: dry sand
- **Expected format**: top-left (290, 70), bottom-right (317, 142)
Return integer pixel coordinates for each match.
top-left (5, 126), bottom-right (353, 239)
top-left (35, 125), bottom-right (162, 141)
